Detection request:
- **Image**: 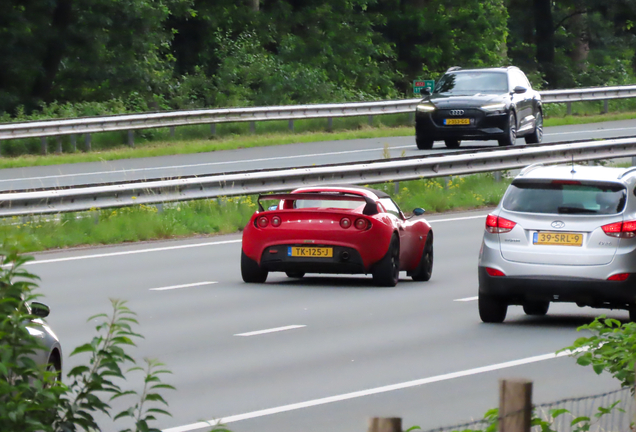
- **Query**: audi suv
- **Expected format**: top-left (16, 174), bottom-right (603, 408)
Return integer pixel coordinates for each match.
top-left (478, 164), bottom-right (636, 323)
top-left (415, 66), bottom-right (543, 149)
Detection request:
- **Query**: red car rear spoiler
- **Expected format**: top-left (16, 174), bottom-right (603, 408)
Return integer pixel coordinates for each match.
top-left (258, 193), bottom-right (379, 216)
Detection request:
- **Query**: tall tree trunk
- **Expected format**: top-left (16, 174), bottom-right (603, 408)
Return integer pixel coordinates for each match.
top-left (568, 3), bottom-right (589, 70)
top-left (534, 0), bottom-right (557, 87)
top-left (30, 0), bottom-right (73, 105)
top-left (246, 0), bottom-right (259, 11)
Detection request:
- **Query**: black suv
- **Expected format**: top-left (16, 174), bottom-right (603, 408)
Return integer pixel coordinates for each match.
top-left (414, 66), bottom-right (543, 149)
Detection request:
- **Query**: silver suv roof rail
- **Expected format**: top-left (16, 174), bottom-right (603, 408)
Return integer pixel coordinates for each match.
top-left (446, 66), bottom-right (461, 73)
top-left (519, 163), bottom-right (544, 176)
top-left (618, 166), bottom-right (636, 179)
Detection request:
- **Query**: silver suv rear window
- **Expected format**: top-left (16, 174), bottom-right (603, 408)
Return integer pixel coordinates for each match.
top-left (502, 180), bottom-right (626, 215)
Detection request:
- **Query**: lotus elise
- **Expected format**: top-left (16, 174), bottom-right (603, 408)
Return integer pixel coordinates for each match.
top-left (240, 186), bottom-right (433, 286)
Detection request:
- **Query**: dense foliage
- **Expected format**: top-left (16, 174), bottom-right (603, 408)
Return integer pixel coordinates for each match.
top-left (2, 0), bottom-right (636, 117)
top-left (0, 245), bottom-right (218, 431)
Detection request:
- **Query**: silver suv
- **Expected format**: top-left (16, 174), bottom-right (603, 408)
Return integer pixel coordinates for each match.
top-left (478, 164), bottom-right (636, 323)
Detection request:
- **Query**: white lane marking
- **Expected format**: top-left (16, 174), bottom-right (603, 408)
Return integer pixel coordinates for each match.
top-left (549, 126), bottom-right (636, 136)
top-left (162, 350), bottom-right (571, 432)
top-left (149, 281), bottom-right (217, 291)
top-left (0, 145), bottom-right (413, 184)
top-left (428, 214), bottom-right (486, 223)
top-left (234, 325), bottom-right (306, 337)
top-left (6, 124), bottom-right (635, 184)
top-left (26, 214), bottom-right (487, 266)
top-left (26, 239), bottom-right (242, 265)
top-left (454, 296), bottom-right (478, 302)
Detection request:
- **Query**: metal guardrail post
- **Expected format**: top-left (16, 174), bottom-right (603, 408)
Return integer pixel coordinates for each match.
top-left (494, 171), bottom-right (502, 182)
top-left (127, 130), bottom-right (134, 148)
top-left (250, 121), bottom-right (256, 134)
top-left (56, 136), bottom-right (62, 154)
top-left (210, 124), bottom-right (216, 136)
top-left (84, 134), bottom-right (91, 152)
top-left (408, 112), bottom-right (415, 125)
top-left (368, 115), bottom-right (374, 126)
top-left (603, 100), bottom-right (609, 114)
top-left (289, 119), bottom-right (294, 132)
top-left (327, 117), bottom-right (333, 132)
top-left (40, 137), bottom-right (47, 155)
top-left (170, 126), bottom-right (175, 137)
top-left (567, 102), bottom-right (572, 115)
top-left (70, 134), bottom-right (76, 152)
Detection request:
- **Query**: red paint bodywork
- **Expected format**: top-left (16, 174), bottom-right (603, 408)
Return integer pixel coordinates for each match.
top-left (241, 186), bottom-right (432, 274)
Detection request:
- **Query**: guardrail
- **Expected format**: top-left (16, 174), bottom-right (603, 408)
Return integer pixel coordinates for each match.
top-left (1, 84), bottom-right (636, 148)
top-left (1, 137), bottom-right (635, 217)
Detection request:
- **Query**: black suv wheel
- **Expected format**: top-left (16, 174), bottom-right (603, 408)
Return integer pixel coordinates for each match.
top-left (498, 112), bottom-right (517, 146)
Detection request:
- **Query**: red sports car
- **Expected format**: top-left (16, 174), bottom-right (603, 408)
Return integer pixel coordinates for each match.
top-left (240, 186), bottom-right (433, 286)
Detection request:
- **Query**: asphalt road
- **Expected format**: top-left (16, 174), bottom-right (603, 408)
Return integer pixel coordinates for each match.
top-left (2, 118), bottom-right (636, 191)
top-left (30, 210), bottom-right (621, 432)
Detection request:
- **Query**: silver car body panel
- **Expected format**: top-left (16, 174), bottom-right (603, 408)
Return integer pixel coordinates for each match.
top-left (479, 164), bottom-right (636, 280)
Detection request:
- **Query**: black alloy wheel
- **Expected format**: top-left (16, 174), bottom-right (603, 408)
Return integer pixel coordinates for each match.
top-left (285, 271), bottom-right (305, 278)
top-left (478, 293), bottom-right (508, 323)
top-left (498, 111), bottom-right (517, 146)
top-left (373, 235), bottom-right (400, 287)
top-left (411, 234), bottom-right (433, 281)
top-left (416, 135), bottom-right (434, 150)
top-left (524, 111), bottom-right (543, 144)
top-left (444, 139), bottom-right (461, 149)
top-left (523, 301), bottom-right (549, 316)
top-left (241, 250), bottom-right (268, 283)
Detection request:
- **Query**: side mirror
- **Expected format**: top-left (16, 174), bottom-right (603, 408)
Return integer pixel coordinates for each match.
top-left (413, 208), bottom-right (425, 216)
top-left (268, 205), bottom-right (278, 211)
top-left (513, 86), bottom-right (527, 94)
top-left (421, 88), bottom-right (431, 96)
top-left (30, 302), bottom-right (50, 318)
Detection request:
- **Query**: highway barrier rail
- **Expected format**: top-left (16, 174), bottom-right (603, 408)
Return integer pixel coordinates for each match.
top-left (1, 137), bottom-right (636, 217)
top-left (1, 84), bottom-right (636, 146)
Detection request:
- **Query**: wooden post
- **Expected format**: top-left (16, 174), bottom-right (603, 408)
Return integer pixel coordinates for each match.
top-left (368, 417), bottom-right (401, 432)
top-left (499, 379), bottom-right (532, 432)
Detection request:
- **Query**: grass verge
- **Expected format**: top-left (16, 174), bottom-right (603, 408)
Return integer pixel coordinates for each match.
top-left (2, 174), bottom-right (510, 253)
top-left (1, 102), bottom-right (636, 170)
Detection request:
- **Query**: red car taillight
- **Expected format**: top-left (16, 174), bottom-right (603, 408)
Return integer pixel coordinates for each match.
top-left (486, 267), bottom-right (505, 277)
top-left (271, 216), bottom-right (282, 227)
top-left (608, 273), bottom-right (630, 281)
top-left (485, 214), bottom-right (516, 234)
top-left (257, 216), bottom-right (269, 228)
top-left (354, 218), bottom-right (368, 230)
top-left (340, 217), bottom-right (351, 229)
top-left (602, 221), bottom-right (636, 238)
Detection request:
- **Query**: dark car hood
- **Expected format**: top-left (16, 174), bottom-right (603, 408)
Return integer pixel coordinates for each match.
top-left (423, 93), bottom-right (508, 108)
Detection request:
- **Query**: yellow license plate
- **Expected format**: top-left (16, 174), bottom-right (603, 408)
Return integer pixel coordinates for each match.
top-left (533, 232), bottom-right (583, 246)
top-left (444, 118), bottom-right (470, 125)
top-left (288, 247), bottom-right (333, 257)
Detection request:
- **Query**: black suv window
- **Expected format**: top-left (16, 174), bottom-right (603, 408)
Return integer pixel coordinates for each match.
top-left (503, 180), bottom-right (627, 215)
top-left (435, 72), bottom-right (508, 95)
